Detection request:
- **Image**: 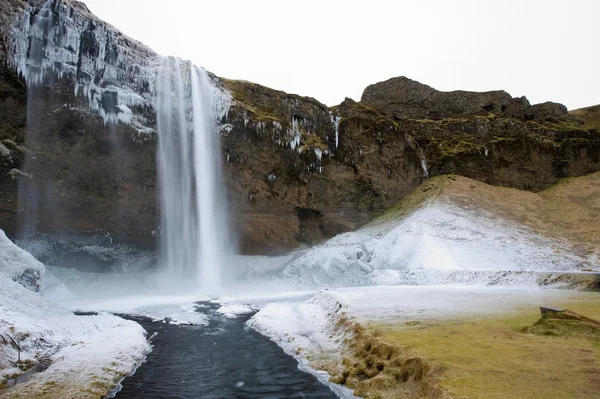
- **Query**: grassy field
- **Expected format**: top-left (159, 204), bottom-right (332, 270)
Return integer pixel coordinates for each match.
top-left (375, 294), bottom-right (600, 399)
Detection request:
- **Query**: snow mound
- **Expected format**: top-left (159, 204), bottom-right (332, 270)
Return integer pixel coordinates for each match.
top-left (247, 290), bottom-right (356, 398)
top-left (215, 303), bottom-right (254, 318)
top-left (0, 235), bottom-right (150, 397)
top-left (0, 230), bottom-right (44, 292)
top-left (240, 203), bottom-right (588, 289)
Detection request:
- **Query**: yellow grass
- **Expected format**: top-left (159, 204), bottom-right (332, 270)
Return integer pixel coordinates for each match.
top-left (376, 295), bottom-right (600, 399)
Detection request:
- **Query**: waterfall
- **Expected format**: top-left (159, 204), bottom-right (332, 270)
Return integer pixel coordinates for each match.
top-left (18, 0), bottom-right (57, 235)
top-left (156, 57), bottom-right (228, 295)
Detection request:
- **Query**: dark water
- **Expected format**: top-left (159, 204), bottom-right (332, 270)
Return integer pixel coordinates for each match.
top-left (116, 302), bottom-right (339, 399)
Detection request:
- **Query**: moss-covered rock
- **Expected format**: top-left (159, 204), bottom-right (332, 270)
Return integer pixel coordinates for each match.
top-left (522, 310), bottom-right (600, 341)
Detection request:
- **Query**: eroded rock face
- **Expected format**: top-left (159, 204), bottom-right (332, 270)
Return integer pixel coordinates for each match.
top-left (361, 76), bottom-right (574, 124)
top-left (0, 0), bottom-right (598, 262)
top-left (361, 76), bottom-right (517, 119)
top-left (222, 81), bottom-right (423, 253)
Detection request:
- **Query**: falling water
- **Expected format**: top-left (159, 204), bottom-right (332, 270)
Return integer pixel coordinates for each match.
top-left (18, 0), bottom-right (57, 235)
top-left (156, 57), bottom-right (228, 295)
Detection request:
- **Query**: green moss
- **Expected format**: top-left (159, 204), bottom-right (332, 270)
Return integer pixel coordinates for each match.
top-left (521, 310), bottom-right (600, 340)
top-left (221, 78), bottom-right (285, 123)
top-left (429, 137), bottom-right (485, 159)
top-left (299, 132), bottom-right (328, 152)
top-left (369, 175), bottom-right (450, 224)
top-left (346, 101), bottom-right (381, 116)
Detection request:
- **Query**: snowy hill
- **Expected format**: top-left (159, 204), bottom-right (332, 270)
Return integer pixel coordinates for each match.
top-left (236, 174), bottom-right (599, 290)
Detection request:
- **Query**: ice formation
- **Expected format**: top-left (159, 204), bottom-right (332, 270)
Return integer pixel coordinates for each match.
top-left (329, 112), bottom-right (341, 148)
top-left (288, 118), bottom-right (302, 150)
top-left (7, 0), bottom-right (230, 134)
top-left (421, 158), bottom-right (429, 178)
top-left (0, 230), bottom-right (44, 292)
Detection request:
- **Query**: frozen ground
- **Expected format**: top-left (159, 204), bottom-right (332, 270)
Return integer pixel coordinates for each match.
top-left (0, 232), bottom-right (150, 398)
top-left (231, 202), bottom-right (592, 290)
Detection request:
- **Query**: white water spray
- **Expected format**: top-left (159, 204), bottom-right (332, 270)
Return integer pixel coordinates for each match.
top-left (156, 57), bottom-right (229, 295)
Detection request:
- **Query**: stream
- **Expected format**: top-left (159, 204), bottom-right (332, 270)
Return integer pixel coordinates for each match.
top-left (115, 302), bottom-right (339, 399)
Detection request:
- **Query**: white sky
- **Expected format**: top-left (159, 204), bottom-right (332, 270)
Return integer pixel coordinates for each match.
top-left (81, 0), bottom-right (599, 110)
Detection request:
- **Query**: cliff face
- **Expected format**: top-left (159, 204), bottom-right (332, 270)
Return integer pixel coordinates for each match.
top-left (221, 80), bottom-right (423, 253)
top-left (0, 0), bottom-right (599, 261)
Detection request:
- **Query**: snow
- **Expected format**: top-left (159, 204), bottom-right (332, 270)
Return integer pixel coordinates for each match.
top-left (0, 231), bottom-right (150, 396)
top-left (230, 202), bottom-right (590, 290)
top-left (0, 142), bottom-right (10, 158)
top-left (63, 295), bottom-right (210, 326)
top-left (0, 230), bottom-right (44, 292)
top-left (215, 303), bottom-right (254, 318)
top-left (248, 291), bottom-right (356, 399)
top-left (327, 285), bottom-right (588, 324)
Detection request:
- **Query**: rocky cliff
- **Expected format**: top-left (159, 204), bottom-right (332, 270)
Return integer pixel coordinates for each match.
top-left (0, 0), bottom-right (598, 263)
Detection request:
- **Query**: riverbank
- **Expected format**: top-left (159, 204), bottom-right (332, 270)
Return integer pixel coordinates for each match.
top-left (249, 286), bottom-right (600, 399)
top-left (0, 232), bottom-right (150, 399)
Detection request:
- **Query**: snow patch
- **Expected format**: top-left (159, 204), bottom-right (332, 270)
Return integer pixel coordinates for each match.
top-left (0, 230), bottom-right (44, 292)
top-left (248, 290), bottom-right (356, 398)
top-left (0, 234), bottom-right (150, 396)
top-left (215, 303), bottom-right (254, 318)
top-left (62, 295), bottom-right (211, 326)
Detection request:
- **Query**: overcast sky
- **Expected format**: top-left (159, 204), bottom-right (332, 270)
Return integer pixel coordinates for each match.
top-left (81, 0), bottom-right (599, 110)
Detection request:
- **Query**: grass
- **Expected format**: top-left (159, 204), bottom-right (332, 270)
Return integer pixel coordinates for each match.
top-left (0, 364), bottom-right (130, 399)
top-left (523, 309), bottom-right (600, 340)
top-left (569, 105), bottom-right (600, 131)
top-left (368, 175), bottom-right (447, 224)
top-left (327, 315), bottom-right (449, 399)
top-left (375, 296), bottom-right (600, 399)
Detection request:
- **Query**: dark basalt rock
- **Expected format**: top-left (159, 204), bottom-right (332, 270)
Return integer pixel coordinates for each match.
top-left (525, 101), bottom-right (569, 123)
top-left (361, 76), bottom-right (517, 120)
top-left (360, 76), bottom-right (574, 125)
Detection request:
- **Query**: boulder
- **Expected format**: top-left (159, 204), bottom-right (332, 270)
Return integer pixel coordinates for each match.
top-left (361, 76), bottom-right (515, 119)
top-left (525, 101), bottom-right (569, 123)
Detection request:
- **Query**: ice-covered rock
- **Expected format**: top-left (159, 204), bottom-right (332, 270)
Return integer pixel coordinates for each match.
top-left (0, 233), bottom-right (151, 396)
top-left (0, 229), bottom-right (44, 292)
top-left (4, 0), bottom-right (230, 134)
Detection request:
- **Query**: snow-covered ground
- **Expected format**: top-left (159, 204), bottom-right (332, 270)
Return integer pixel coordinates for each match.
top-left (231, 202), bottom-right (592, 290)
top-left (0, 231), bottom-right (150, 398)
